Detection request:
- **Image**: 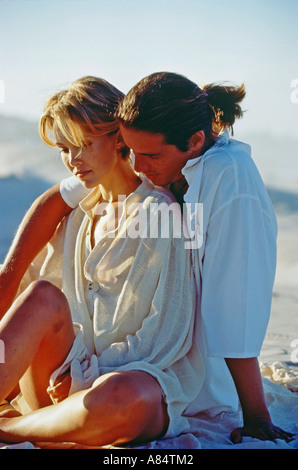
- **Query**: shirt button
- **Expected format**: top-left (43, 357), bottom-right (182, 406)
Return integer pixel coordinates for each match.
top-left (88, 282), bottom-right (94, 290)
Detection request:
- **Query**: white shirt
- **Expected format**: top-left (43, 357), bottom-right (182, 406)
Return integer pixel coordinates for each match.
top-left (182, 131), bottom-right (277, 414)
top-left (20, 177), bottom-right (204, 437)
top-left (60, 131), bottom-right (278, 414)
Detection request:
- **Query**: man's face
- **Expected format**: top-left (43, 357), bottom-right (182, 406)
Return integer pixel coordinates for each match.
top-left (120, 125), bottom-right (194, 187)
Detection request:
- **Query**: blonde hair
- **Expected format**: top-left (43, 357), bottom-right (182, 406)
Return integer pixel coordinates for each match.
top-left (39, 76), bottom-right (125, 149)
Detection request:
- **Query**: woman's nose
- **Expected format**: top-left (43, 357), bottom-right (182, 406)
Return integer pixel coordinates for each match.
top-left (69, 148), bottom-right (83, 167)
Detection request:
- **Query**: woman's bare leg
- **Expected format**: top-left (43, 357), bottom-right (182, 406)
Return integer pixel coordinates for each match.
top-left (0, 370), bottom-right (169, 447)
top-left (0, 280), bottom-right (75, 409)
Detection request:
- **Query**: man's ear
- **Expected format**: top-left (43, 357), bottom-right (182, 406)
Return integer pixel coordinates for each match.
top-left (188, 130), bottom-right (205, 154)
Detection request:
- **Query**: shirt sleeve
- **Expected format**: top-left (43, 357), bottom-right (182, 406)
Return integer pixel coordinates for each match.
top-left (60, 176), bottom-right (91, 208)
top-left (201, 195), bottom-right (277, 358)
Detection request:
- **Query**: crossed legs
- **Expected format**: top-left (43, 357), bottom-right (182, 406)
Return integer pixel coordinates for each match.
top-left (0, 280), bottom-right (168, 446)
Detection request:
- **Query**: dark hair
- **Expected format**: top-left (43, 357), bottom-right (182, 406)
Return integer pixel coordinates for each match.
top-left (117, 72), bottom-right (246, 151)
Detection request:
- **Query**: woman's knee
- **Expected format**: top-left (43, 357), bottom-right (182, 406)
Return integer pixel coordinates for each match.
top-left (91, 371), bottom-right (161, 411)
top-left (83, 371), bottom-right (168, 445)
top-left (26, 280), bottom-right (71, 329)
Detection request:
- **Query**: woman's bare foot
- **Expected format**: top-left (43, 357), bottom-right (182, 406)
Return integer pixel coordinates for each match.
top-left (0, 408), bottom-right (22, 418)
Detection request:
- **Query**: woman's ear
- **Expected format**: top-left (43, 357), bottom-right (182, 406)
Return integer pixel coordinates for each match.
top-left (115, 130), bottom-right (124, 147)
top-left (116, 130), bottom-right (130, 159)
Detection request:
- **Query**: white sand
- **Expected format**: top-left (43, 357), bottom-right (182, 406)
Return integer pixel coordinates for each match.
top-left (260, 211), bottom-right (298, 368)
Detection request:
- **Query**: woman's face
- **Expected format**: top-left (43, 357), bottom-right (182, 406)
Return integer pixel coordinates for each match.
top-left (54, 127), bottom-right (119, 189)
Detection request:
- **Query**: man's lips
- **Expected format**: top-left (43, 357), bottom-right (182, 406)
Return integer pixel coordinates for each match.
top-left (143, 172), bottom-right (157, 180)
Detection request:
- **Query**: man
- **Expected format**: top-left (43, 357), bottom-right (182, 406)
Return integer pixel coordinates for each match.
top-left (0, 72), bottom-right (292, 444)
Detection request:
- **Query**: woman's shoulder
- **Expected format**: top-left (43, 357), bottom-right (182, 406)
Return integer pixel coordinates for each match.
top-left (139, 177), bottom-right (179, 206)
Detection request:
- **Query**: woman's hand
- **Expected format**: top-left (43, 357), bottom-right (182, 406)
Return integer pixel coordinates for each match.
top-left (47, 371), bottom-right (72, 404)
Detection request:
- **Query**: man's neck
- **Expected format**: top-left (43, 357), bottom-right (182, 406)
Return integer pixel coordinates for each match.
top-left (169, 177), bottom-right (189, 207)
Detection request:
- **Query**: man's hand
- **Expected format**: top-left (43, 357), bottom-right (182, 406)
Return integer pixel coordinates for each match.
top-left (230, 417), bottom-right (294, 444)
top-left (225, 357), bottom-right (294, 444)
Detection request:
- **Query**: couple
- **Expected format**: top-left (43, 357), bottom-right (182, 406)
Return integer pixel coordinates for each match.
top-left (0, 72), bottom-right (292, 447)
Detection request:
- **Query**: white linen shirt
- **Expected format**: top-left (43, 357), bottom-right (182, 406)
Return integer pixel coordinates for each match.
top-left (19, 177), bottom-right (204, 437)
top-left (183, 131), bottom-right (277, 356)
top-left (182, 131), bottom-right (277, 414)
top-left (60, 131), bottom-right (278, 415)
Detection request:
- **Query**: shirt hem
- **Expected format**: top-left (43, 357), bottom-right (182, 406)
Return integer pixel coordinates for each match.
top-left (207, 351), bottom-right (261, 359)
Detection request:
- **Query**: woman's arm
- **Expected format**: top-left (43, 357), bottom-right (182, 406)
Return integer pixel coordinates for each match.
top-left (0, 184), bottom-right (72, 319)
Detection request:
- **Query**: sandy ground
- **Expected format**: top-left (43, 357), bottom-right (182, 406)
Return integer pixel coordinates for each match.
top-left (260, 211), bottom-right (298, 369)
top-left (261, 284), bottom-right (298, 366)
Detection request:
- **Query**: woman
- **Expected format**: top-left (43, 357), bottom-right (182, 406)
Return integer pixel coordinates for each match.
top-left (0, 76), bottom-right (203, 446)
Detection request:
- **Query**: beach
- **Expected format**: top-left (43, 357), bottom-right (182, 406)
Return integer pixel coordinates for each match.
top-left (0, 115), bottom-right (297, 449)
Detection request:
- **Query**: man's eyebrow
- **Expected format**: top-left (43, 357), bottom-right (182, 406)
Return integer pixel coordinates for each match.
top-left (139, 152), bottom-right (159, 157)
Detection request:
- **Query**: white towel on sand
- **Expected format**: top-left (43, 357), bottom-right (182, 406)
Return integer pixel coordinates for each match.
top-left (1, 363), bottom-right (297, 449)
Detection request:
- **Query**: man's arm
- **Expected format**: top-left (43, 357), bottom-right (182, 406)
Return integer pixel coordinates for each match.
top-left (225, 357), bottom-right (294, 443)
top-left (0, 184), bottom-right (72, 319)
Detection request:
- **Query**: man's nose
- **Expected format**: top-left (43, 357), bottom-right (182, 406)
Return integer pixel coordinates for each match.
top-left (134, 155), bottom-right (151, 173)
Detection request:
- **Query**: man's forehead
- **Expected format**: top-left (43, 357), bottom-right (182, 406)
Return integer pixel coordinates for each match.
top-left (120, 125), bottom-right (167, 152)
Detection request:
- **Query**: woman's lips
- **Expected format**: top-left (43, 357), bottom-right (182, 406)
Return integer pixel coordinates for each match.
top-left (75, 169), bottom-right (92, 178)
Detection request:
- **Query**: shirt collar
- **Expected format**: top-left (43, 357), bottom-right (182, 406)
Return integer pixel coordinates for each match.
top-left (79, 186), bottom-right (102, 220)
top-left (79, 174), bottom-right (154, 220)
top-left (181, 130), bottom-right (230, 205)
top-left (182, 130), bottom-right (230, 173)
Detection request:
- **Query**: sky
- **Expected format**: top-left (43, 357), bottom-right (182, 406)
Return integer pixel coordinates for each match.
top-left (0, 0), bottom-right (297, 138)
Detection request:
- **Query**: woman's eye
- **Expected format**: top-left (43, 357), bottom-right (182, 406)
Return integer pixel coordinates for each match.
top-left (59, 148), bottom-right (69, 154)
